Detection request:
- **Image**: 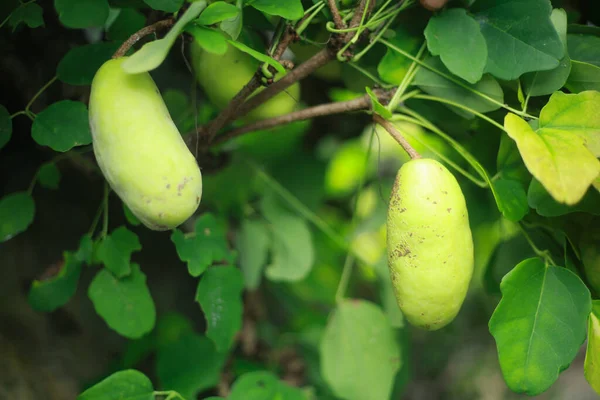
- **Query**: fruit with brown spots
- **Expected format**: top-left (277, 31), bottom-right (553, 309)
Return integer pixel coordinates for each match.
top-left (386, 158), bottom-right (474, 330)
top-left (89, 57), bottom-right (203, 231)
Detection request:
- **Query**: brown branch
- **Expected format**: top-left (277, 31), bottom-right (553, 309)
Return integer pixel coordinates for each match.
top-left (204, 25), bottom-right (299, 141)
top-left (327, 0), bottom-right (346, 30)
top-left (112, 18), bottom-right (175, 59)
top-left (198, 0), bottom-right (375, 143)
top-left (204, 75), bottom-right (262, 141)
top-left (235, 48), bottom-right (334, 120)
top-left (212, 88), bottom-right (395, 146)
top-left (345, 0), bottom-right (375, 41)
top-left (373, 114), bottom-right (421, 160)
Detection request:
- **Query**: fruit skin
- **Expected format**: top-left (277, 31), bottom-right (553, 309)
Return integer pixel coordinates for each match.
top-left (191, 42), bottom-right (301, 122)
top-left (386, 158), bottom-right (474, 330)
top-left (89, 57), bottom-right (202, 231)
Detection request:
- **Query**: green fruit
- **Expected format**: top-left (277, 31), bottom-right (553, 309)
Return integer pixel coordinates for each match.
top-left (324, 140), bottom-right (371, 197)
top-left (191, 42), bottom-right (301, 122)
top-left (386, 158), bottom-right (474, 330)
top-left (89, 57), bottom-right (202, 231)
top-left (581, 228), bottom-right (600, 294)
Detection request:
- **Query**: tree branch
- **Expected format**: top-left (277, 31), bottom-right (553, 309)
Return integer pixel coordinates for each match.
top-left (112, 18), bottom-right (175, 59)
top-left (373, 114), bottom-right (420, 159)
top-left (204, 25), bottom-right (299, 141)
top-left (327, 0), bottom-right (346, 30)
top-left (212, 89), bottom-right (395, 146)
top-left (345, 0), bottom-right (375, 41)
top-left (235, 48), bottom-right (335, 120)
top-left (204, 75), bottom-right (262, 141)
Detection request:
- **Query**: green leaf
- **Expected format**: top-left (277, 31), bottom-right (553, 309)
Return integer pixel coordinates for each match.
top-left (54, 0), bottom-right (110, 29)
top-left (106, 8), bottom-right (146, 41)
top-left (471, 0), bottom-right (564, 80)
top-left (123, 203), bottom-right (141, 226)
top-left (227, 40), bottom-right (285, 74)
top-left (377, 28), bottom-right (421, 85)
top-left (201, 154), bottom-right (259, 217)
top-left (424, 8), bottom-right (487, 84)
top-left (568, 34), bottom-right (600, 67)
top-left (219, 0), bottom-right (242, 40)
top-left (539, 91), bottom-right (600, 156)
top-left (143, 0), bottom-right (183, 12)
top-left (57, 42), bottom-right (121, 85)
top-left (195, 266), bottom-right (244, 352)
top-left (28, 252), bottom-right (82, 312)
top-left (228, 371), bottom-right (306, 400)
top-left (171, 213), bottom-right (233, 277)
top-left (76, 234), bottom-right (95, 264)
top-left (156, 331), bottom-right (227, 399)
top-left (413, 56), bottom-right (504, 117)
top-left (366, 87), bottom-right (392, 119)
top-left (0, 192), bottom-right (35, 242)
top-left (527, 178), bottom-right (600, 217)
top-left (496, 133), bottom-right (531, 185)
top-left (236, 218), bottom-right (270, 290)
top-left (88, 263), bottom-right (156, 339)
top-left (320, 299), bottom-right (401, 400)
top-left (38, 162), bottom-right (61, 190)
top-left (8, 3), bottom-right (44, 30)
top-left (186, 25), bottom-right (228, 55)
top-left (196, 1), bottom-right (239, 25)
top-left (0, 104), bottom-right (12, 150)
top-left (78, 369), bottom-right (154, 400)
top-left (521, 8), bottom-right (571, 97)
top-left (565, 61), bottom-right (600, 92)
top-left (31, 100), bottom-right (92, 152)
top-left (261, 194), bottom-right (314, 282)
top-left (491, 178), bottom-right (529, 222)
top-left (585, 301), bottom-right (600, 396)
top-left (246, 0), bottom-right (303, 20)
top-left (96, 226), bottom-right (142, 278)
top-left (121, 1), bottom-right (207, 74)
top-left (504, 91), bottom-right (600, 205)
top-left (489, 258), bottom-right (592, 395)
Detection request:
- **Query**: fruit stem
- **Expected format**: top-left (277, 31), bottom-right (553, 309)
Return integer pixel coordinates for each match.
top-left (112, 18), bottom-right (175, 59)
top-left (373, 114), bottom-right (421, 159)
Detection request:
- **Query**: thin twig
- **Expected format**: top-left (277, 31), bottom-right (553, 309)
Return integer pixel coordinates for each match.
top-left (112, 18), bottom-right (175, 59)
top-left (213, 89), bottom-right (394, 146)
top-left (373, 114), bottom-right (421, 159)
top-left (327, 0), bottom-right (346, 30)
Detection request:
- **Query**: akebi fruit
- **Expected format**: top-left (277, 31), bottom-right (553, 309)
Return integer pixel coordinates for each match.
top-left (89, 57), bottom-right (203, 231)
top-left (386, 158), bottom-right (474, 330)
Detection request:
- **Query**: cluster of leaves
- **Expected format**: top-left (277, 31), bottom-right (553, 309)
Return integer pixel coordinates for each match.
top-left (1, 0), bottom-right (600, 399)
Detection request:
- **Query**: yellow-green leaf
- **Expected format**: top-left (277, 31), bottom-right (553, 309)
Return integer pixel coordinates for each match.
top-left (504, 91), bottom-right (600, 205)
top-left (540, 91), bottom-right (600, 156)
top-left (584, 301), bottom-right (600, 396)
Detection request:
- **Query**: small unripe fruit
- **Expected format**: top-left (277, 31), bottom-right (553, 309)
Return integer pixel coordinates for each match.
top-left (191, 42), bottom-right (301, 122)
top-left (387, 158), bottom-right (474, 330)
top-left (89, 58), bottom-right (202, 231)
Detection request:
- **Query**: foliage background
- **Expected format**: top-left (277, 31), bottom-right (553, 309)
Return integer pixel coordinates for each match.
top-left (1, 0), bottom-right (600, 399)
